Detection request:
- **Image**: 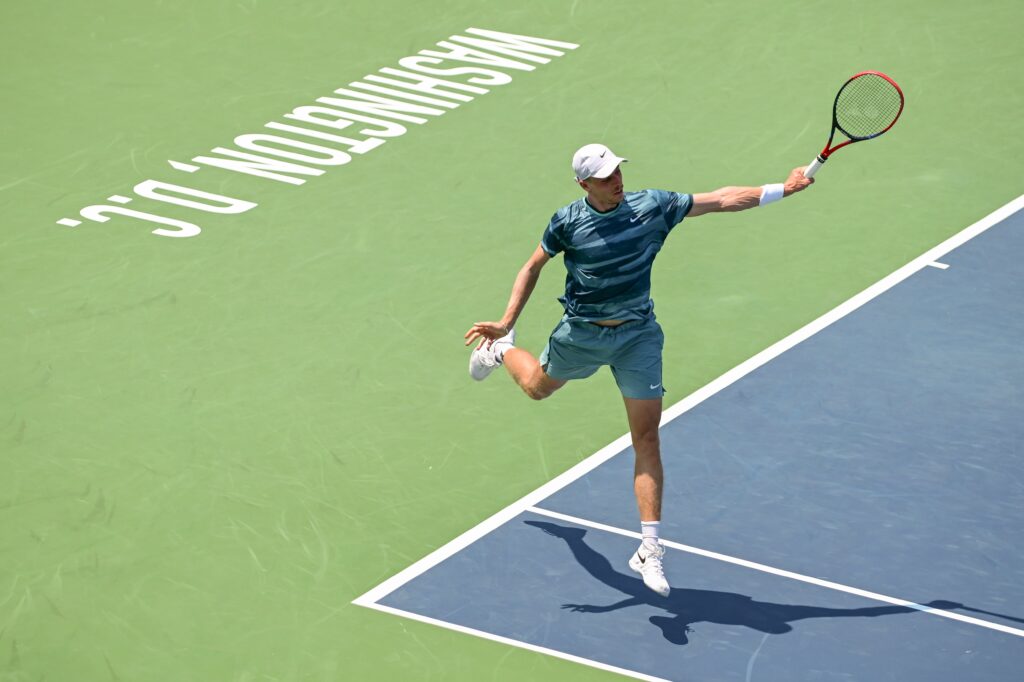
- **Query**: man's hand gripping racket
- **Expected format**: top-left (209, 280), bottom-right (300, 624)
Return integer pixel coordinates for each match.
top-left (804, 71), bottom-right (905, 179)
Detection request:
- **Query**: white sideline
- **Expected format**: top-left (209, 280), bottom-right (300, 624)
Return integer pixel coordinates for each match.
top-left (359, 601), bottom-right (670, 682)
top-left (527, 505), bottom-right (1024, 639)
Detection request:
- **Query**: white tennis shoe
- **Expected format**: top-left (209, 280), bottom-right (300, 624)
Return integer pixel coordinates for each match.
top-left (468, 328), bottom-right (515, 381)
top-left (629, 541), bottom-right (670, 597)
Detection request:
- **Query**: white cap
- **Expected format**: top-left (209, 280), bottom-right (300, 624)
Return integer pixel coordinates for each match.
top-left (572, 143), bottom-right (627, 182)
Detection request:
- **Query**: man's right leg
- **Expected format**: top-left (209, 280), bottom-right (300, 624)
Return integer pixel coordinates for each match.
top-left (503, 347), bottom-right (566, 400)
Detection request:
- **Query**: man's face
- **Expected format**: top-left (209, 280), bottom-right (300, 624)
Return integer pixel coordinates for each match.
top-left (580, 165), bottom-right (624, 205)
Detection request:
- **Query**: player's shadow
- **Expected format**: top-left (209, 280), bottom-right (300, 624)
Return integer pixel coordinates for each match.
top-left (525, 520), bottom-right (962, 645)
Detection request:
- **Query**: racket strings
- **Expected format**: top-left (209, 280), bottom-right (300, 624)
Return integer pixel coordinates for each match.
top-left (834, 74), bottom-right (902, 140)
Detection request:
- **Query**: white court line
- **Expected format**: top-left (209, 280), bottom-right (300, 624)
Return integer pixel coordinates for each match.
top-left (527, 506), bottom-right (1024, 639)
top-left (353, 194), bottom-right (1024, 660)
top-left (928, 261), bottom-right (950, 269)
top-left (359, 601), bottom-right (670, 682)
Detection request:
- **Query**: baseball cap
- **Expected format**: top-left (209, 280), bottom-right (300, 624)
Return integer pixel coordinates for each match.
top-left (572, 143), bottom-right (628, 181)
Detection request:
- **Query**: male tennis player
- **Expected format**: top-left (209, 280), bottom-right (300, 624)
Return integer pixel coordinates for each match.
top-left (464, 144), bottom-right (813, 597)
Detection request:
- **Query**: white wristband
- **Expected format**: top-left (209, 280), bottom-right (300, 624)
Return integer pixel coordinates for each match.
top-left (759, 183), bottom-right (785, 207)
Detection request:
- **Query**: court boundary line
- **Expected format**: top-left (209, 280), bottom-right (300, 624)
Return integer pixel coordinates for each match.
top-left (353, 194), bottom-right (1024, 669)
top-left (527, 506), bottom-right (1024, 639)
top-left (358, 601), bottom-right (670, 682)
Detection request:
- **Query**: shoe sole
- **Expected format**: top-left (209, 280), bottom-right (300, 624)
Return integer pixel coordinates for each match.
top-left (468, 354), bottom-right (498, 381)
top-left (468, 364), bottom-right (497, 381)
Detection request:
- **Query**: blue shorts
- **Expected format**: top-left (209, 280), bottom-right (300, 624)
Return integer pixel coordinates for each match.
top-left (539, 315), bottom-right (666, 399)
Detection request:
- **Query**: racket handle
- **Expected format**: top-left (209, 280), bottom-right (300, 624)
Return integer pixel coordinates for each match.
top-left (803, 155), bottom-right (825, 179)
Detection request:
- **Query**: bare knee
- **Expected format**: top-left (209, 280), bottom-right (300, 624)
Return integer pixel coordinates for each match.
top-left (524, 384), bottom-right (554, 401)
top-left (633, 429), bottom-right (660, 456)
top-left (520, 369), bottom-right (562, 401)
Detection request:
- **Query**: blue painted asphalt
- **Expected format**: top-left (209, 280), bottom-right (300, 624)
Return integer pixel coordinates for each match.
top-left (541, 209), bottom-right (1024, 626)
top-left (383, 511), bottom-right (1020, 680)
top-left (379, 207), bottom-right (1024, 680)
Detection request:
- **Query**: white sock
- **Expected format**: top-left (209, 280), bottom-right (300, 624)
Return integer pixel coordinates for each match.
top-left (641, 520), bottom-right (660, 550)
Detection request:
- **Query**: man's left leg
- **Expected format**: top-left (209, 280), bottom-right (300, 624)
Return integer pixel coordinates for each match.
top-left (623, 396), bottom-right (670, 597)
top-left (606, 316), bottom-right (670, 596)
top-left (623, 396), bottom-right (664, 521)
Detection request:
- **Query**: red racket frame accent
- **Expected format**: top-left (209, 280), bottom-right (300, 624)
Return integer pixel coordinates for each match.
top-left (818, 70), bottom-right (905, 160)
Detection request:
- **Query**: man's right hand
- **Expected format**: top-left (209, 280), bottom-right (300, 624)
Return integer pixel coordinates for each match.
top-left (784, 166), bottom-right (815, 195)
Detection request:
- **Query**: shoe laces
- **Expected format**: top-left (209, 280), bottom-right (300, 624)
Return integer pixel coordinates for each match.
top-left (641, 542), bottom-right (665, 571)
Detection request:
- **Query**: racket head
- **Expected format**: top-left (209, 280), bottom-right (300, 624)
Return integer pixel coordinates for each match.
top-left (832, 71), bottom-right (904, 142)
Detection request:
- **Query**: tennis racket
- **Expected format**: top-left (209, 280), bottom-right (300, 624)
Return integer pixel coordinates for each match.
top-left (804, 71), bottom-right (904, 179)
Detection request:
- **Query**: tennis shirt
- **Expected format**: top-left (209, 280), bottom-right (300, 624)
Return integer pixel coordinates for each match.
top-left (540, 189), bottom-right (694, 322)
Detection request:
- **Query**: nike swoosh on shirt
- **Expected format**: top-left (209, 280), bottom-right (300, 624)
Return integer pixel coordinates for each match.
top-left (630, 216), bottom-right (642, 223)
top-left (649, 383), bottom-right (661, 390)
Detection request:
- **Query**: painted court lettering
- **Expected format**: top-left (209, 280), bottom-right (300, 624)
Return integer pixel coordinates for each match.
top-left (321, 89), bottom-right (450, 122)
top-left (58, 28), bottom-right (579, 237)
top-left (419, 42), bottom-right (538, 72)
top-left (284, 106), bottom-right (409, 138)
top-left (396, 58), bottom-right (514, 86)
top-left (190, 149), bottom-right (325, 186)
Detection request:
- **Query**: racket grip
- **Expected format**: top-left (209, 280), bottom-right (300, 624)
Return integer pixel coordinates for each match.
top-left (803, 155), bottom-right (825, 179)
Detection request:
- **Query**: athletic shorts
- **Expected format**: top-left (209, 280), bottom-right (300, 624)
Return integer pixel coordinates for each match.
top-left (539, 315), bottom-right (666, 400)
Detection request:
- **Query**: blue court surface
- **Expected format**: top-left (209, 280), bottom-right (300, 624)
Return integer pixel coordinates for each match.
top-left (355, 198), bottom-right (1024, 681)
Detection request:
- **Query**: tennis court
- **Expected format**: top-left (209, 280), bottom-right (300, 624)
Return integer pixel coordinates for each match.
top-left (358, 201), bottom-right (1024, 680)
top-left (3, 2), bottom-right (1022, 680)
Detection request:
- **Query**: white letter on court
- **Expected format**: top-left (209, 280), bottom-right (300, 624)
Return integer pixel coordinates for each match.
top-left (79, 205), bottom-right (202, 238)
top-left (285, 105), bottom-right (408, 138)
top-left (235, 134), bottom-right (353, 166)
top-left (397, 57), bottom-right (513, 86)
top-left (133, 180), bottom-right (258, 214)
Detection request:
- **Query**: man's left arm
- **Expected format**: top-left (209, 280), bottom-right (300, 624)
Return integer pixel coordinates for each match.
top-left (687, 166), bottom-right (813, 218)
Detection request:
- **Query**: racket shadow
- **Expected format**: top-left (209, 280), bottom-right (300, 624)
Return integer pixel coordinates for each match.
top-left (525, 520), bottom-right (960, 646)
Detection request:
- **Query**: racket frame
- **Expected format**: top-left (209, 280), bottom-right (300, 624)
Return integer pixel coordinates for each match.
top-left (804, 70), bottom-right (904, 179)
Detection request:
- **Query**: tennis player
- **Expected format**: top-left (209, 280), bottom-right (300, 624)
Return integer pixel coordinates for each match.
top-left (464, 144), bottom-right (813, 596)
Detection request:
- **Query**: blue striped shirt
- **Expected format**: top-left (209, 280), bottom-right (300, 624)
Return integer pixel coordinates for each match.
top-left (540, 189), bottom-right (693, 321)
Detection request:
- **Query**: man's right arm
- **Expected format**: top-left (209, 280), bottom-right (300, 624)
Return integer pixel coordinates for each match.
top-left (687, 166), bottom-right (813, 218)
top-left (464, 244), bottom-right (552, 347)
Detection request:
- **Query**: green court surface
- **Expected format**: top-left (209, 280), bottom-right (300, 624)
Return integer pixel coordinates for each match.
top-left (2, 1), bottom-right (1022, 680)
